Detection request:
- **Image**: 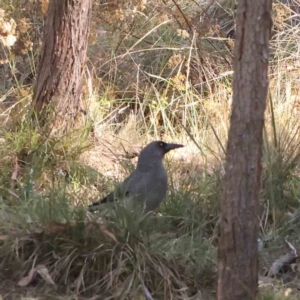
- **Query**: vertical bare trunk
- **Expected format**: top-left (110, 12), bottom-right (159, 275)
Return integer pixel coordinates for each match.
top-left (218, 1), bottom-right (272, 300)
top-left (32, 0), bottom-right (92, 126)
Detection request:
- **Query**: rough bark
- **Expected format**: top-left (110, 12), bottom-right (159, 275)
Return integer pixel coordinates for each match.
top-left (32, 0), bottom-right (92, 126)
top-left (217, 1), bottom-right (272, 300)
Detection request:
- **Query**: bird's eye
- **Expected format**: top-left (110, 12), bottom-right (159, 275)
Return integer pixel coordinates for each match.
top-left (159, 142), bottom-right (164, 147)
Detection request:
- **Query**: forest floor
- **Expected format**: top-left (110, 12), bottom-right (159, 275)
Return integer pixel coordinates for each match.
top-left (1, 119), bottom-right (300, 299)
top-left (1, 0), bottom-right (300, 299)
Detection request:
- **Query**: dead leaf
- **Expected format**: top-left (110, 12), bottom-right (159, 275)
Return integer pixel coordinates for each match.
top-left (45, 222), bottom-right (69, 234)
top-left (0, 235), bottom-right (8, 241)
top-left (267, 240), bottom-right (298, 277)
top-left (11, 159), bottom-right (19, 181)
top-left (40, 0), bottom-right (49, 15)
top-left (285, 288), bottom-right (292, 297)
top-left (18, 268), bottom-right (37, 286)
top-left (8, 189), bottom-right (20, 199)
top-left (285, 240), bottom-right (297, 257)
top-left (17, 265), bottom-right (55, 286)
top-left (258, 275), bottom-right (277, 287)
top-left (99, 224), bottom-right (117, 242)
top-left (36, 265), bottom-right (55, 285)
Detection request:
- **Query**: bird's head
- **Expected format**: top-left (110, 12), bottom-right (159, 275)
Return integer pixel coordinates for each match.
top-left (137, 141), bottom-right (184, 168)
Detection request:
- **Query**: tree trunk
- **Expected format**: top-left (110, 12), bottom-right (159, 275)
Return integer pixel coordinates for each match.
top-left (32, 0), bottom-right (92, 127)
top-left (217, 1), bottom-right (272, 300)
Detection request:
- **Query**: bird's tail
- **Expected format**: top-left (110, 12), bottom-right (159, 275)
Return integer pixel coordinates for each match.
top-left (87, 192), bottom-right (114, 212)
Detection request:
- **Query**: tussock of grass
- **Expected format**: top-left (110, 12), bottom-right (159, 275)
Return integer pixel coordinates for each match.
top-left (0, 199), bottom-right (216, 298)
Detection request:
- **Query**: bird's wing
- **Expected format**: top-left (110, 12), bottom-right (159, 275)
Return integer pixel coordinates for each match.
top-left (122, 167), bottom-right (168, 212)
top-left (87, 171), bottom-right (140, 212)
top-left (122, 169), bottom-right (150, 198)
top-left (87, 167), bottom-right (166, 212)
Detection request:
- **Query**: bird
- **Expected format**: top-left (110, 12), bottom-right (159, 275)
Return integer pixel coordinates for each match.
top-left (88, 141), bottom-right (184, 213)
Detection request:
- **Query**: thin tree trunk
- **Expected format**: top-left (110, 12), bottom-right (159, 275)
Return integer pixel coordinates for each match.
top-left (32, 0), bottom-right (92, 127)
top-left (218, 1), bottom-right (272, 300)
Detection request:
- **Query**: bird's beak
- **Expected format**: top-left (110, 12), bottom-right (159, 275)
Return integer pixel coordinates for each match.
top-left (165, 143), bottom-right (184, 151)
